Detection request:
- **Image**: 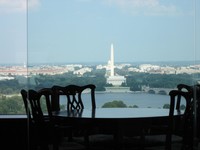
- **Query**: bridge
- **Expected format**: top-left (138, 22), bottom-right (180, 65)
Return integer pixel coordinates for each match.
top-left (142, 86), bottom-right (176, 95)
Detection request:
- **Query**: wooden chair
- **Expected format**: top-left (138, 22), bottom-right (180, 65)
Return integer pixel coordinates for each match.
top-left (21, 88), bottom-right (67, 150)
top-left (168, 89), bottom-right (194, 150)
top-left (51, 84), bottom-right (96, 146)
top-left (177, 83), bottom-right (200, 148)
top-left (141, 89), bottom-right (193, 150)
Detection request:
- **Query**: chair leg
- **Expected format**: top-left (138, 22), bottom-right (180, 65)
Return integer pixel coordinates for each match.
top-left (165, 133), bottom-right (171, 150)
top-left (140, 133), bottom-right (145, 150)
top-left (113, 131), bottom-right (123, 150)
top-left (84, 134), bottom-right (90, 148)
top-left (40, 145), bottom-right (49, 150)
top-left (68, 130), bottom-right (73, 142)
top-left (53, 144), bottom-right (59, 150)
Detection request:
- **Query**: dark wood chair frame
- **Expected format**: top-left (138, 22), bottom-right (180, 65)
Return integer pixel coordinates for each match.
top-left (21, 88), bottom-right (62, 150)
top-left (51, 84), bottom-right (96, 111)
top-left (168, 89), bottom-right (194, 150)
top-left (177, 83), bottom-right (200, 148)
top-left (141, 89), bottom-right (193, 150)
top-left (51, 84), bottom-right (96, 147)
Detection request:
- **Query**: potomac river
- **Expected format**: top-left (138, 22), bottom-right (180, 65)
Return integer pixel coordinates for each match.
top-left (60, 92), bottom-right (184, 109)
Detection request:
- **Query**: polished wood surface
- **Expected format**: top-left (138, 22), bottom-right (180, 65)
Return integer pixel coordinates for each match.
top-left (53, 108), bottom-right (184, 150)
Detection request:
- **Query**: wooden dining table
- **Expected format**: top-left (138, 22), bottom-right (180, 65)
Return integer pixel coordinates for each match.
top-left (52, 108), bottom-right (183, 149)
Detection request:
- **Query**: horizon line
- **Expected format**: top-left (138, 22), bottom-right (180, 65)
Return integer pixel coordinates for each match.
top-left (0, 60), bottom-right (200, 66)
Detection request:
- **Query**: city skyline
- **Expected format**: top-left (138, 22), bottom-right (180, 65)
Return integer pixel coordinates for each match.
top-left (0, 0), bottom-right (200, 64)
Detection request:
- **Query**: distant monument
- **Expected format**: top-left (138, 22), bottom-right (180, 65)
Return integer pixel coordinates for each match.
top-left (105, 44), bottom-right (130, 92)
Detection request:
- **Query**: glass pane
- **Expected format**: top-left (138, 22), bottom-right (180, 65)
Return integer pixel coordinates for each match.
top-left (0, 0), bottom-right (197, 114)
top-left (0, 1), bottom-right (27, 114)
top-left (28, 0), bottom-right (197, 109)
top-left (194, 0), bottom-right (200, 144)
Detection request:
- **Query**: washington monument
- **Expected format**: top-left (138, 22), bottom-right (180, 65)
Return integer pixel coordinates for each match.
top-left (107, 43), bottom-right (126, 86)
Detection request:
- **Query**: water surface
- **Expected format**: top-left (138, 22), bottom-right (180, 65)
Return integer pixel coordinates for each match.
top-left (60, 93), bottom-right (175, 109)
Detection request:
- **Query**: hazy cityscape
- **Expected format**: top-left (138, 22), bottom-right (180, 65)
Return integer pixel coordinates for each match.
top-left (0, 61), bottom-right (200, 79)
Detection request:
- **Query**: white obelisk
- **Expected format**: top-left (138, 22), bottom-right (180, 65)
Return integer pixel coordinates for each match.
top-left (110, 43), bottom-right (114, 76)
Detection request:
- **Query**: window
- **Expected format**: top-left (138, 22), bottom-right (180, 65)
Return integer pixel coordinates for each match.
top-left (0, 1), bottom-right (199, 116)
top-left (0, 0), bottom-right (27, 114)
top-left (27, 0), bottom-right (200, 109)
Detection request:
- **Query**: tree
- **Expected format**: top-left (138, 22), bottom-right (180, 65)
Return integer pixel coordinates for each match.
top-left (0, 96), bottom-right (25, 114)
top-left (128, 105), bottom-right (139, 108)
top-left (163, 104), bottom-right (170, 109)
top-left (102, 100), bottom-right (127, 108)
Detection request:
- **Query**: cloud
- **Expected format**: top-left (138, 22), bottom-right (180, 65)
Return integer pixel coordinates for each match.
top-left (104, 0), bottom-right (181, 16)
top-left (0, 0), bottom-right (40, 13)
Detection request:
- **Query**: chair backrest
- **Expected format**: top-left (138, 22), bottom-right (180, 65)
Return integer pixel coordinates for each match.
top-left (21, 89), bottom-right (30, 119)
top-left (176, 84), bottom-right (194, 110)
top-left (177, 84), bottom-right (200, 107)
top-left (169, 90), bottom-right (193, 119)
top-left (169, 90), bottom-right (193, 133)
top-left (193, 85), bottom-right (200, 139)
top-left (169, 89), bottom-right (194, 148)
top-left (21, 88), bottom-right (53, 125)
top-left (177, 84), bottom-right (200, 138)
top-left (52, 84), bottom-right (96, 110)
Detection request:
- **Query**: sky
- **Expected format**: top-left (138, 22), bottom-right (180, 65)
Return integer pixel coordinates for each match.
top-left (0, 0), bottom-right (200, 64)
